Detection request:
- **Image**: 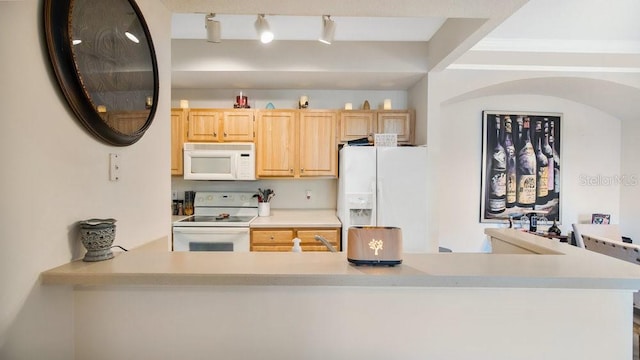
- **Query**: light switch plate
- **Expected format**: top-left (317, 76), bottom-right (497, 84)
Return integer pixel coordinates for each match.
top-left (109, 153), bottom-right (120, 181)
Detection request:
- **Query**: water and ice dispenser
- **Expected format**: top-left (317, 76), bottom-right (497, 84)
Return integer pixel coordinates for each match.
top-left (345, 193), bottom-right (374, 226)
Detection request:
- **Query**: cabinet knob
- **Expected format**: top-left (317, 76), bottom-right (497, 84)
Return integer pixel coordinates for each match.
top-left (301, 168), bottom-right (304, 173)
top-left (290, 168), bottom-right (293, 173)
top-left (214, 132), bottom-right (217, 137)
top-left (224, 132), bottom-right (227, 137)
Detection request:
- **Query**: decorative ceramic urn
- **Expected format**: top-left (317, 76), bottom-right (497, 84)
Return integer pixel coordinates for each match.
top-left (79, 218), bottom-right (116, 262)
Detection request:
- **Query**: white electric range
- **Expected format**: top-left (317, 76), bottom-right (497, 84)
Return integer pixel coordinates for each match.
top-left (172, 191), bottom-right (258, 252)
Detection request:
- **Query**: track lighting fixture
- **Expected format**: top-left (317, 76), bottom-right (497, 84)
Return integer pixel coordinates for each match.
top-left (318, 15), bottom-right (335, 44)
top-left (255, 14), bottom-right (274, 43)
top-left (205, 13), bottom-right (221, 43)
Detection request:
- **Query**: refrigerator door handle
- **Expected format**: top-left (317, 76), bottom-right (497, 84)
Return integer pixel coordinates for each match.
top-left (368, 180), bottom-right (376, 226)
top-left (374, 179), bottom-right (381, 224)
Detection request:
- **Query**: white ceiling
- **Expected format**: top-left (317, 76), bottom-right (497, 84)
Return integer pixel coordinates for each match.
top-left (482, 0), bottom-right (640, 46)
top-left (166, 0), bottom-right (640, 90)
top-left (453, 0), bottom-right (640, 73)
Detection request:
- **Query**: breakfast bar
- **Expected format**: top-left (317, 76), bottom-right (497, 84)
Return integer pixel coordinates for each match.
top-left (41, 229), bottom-right (640, 360)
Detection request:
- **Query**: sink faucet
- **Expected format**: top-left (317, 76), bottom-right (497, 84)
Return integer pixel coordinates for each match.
top-left (314, 235), bottom-right (337, 252)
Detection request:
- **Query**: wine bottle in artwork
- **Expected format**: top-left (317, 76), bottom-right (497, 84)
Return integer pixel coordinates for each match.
top-left (542, 118), bottom-right (554, 202)
top-left (488, 115), bottom-right (506, 214)
top-left (550, 120), bottom-right (560, 199)
top-left (517, 117), bottom-right (536, 209)
top-left (503, 116), bottom-right (517, 208)
top-left (535, 119), bottom-right (549, 204)
top-left (515, 116), bottom-right (524, 150)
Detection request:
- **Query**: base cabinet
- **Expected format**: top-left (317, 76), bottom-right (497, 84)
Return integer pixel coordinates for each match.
top-left (251, 228), bottom-right (340, 252)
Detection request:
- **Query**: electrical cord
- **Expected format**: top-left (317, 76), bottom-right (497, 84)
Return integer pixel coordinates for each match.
top-left (111, 245), bottom-right (128, 251)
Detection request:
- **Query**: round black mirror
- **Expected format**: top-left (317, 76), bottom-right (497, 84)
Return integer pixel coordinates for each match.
top-left (44, 0), bottom-right (159, 146)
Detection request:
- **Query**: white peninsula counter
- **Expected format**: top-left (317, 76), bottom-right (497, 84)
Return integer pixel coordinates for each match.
top-left (41, 229), bottom-right (640, 360)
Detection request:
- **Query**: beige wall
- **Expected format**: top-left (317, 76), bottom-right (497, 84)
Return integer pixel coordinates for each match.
top-left (425, 70), bottom-right (638, 251)
top-left (0, 0), bottom-right (172, 358)
top-left (621, 117), bottom-right (640, 242)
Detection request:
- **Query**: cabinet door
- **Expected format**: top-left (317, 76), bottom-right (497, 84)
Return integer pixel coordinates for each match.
top-left (376, 110), bottom-right (414, 144)
top-left (296, 228), bottom-right (340, 251)
top-left (171, 109), bottom-right (186, 175)
top-left (256, 111), bottom-right (296, 177)
top-left (222, 110), bottom-right (254, 142)
top-left (299, 111), bottom-right (337, 177)
top-left (187, 109), bottom-right (220, 142)
top-left (338, 111), bottom-right (375, 143)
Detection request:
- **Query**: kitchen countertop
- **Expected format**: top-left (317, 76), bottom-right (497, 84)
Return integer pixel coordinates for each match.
top-left (171, 210), bottom-right (339, 227)
top-left (41, 229), bottom-right (640, 290)
top-left (249, 209), bottom-right (341, 228)
top-left (486, 228), bottom-right (574, 255)
top-left (172, 215), bottom-right (190, 223)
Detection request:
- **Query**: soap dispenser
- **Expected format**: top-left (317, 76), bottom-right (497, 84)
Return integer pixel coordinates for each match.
top-left (292, 238), bottom-right (302, 252)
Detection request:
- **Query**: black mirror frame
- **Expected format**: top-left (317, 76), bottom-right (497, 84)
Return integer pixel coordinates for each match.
top-left (43, 0), bottom-right (159, 146)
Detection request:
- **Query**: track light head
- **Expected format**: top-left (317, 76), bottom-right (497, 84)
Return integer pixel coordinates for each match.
top-left (319, 15), bottom-right (335, 45)
top-left (205, 13), bottom-right (221, 43)
top-left (255, 14), bottom-right (274, 43)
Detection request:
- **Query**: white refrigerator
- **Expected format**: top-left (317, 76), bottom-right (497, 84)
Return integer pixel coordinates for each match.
top-left (337, 145), bottom-right (435, 253)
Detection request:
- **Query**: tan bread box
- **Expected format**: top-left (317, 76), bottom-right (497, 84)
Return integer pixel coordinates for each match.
top-left (347, 227), bottom-right (402, 266)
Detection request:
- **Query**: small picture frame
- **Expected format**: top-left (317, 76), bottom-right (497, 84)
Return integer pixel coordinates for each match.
top-left (591, 213), bottom-right (611, 224)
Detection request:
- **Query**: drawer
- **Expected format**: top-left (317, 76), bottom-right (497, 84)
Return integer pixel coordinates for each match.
top-left (250, 228), bottom-right (341, 252)
top-left (251, 229), bottom-right (294, 244)
top-left (296, 229), bottom-right (339, 243)
top-left (298, 229), bottom-right (340, 251)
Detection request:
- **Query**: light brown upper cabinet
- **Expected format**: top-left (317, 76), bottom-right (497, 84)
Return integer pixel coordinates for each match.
top-left (221, 110), bottom-right (255, 141)
top-left (338, 111), bottom-right (375, 143)
top-left (170, 108), bottom-right (187, 175)
top-left (338, 110), bottom-right (415, 145)
top-left (256, 110), bottom-right (337, 178)
top-left (256, 110), bottom-right (297, 177)
top-left (186, 109), bottom-right (254, 142)
top-left (376, 110), bottom-right (415, 144)
top-left (298, 111), bottom-right (337, 177)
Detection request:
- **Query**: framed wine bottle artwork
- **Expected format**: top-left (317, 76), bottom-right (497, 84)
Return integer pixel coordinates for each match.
top-left (480, 111), bottom-right (562, 224)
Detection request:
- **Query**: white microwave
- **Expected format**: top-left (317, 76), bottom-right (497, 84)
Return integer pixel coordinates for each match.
top-left (183, 143), bottom-right (256, 180)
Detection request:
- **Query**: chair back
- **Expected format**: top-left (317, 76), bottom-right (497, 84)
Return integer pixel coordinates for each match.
top-left (571, 223), bottom-right (621, 248)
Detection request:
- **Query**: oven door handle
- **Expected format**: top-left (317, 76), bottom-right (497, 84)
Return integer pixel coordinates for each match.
top-left (173, 227), bottom-right (249, 234)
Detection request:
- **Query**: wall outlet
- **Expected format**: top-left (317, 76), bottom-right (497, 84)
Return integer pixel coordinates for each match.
top-left (305, 190), bottom-right (312, 200)
top-left (172, 191), bottom-right (178, 200)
